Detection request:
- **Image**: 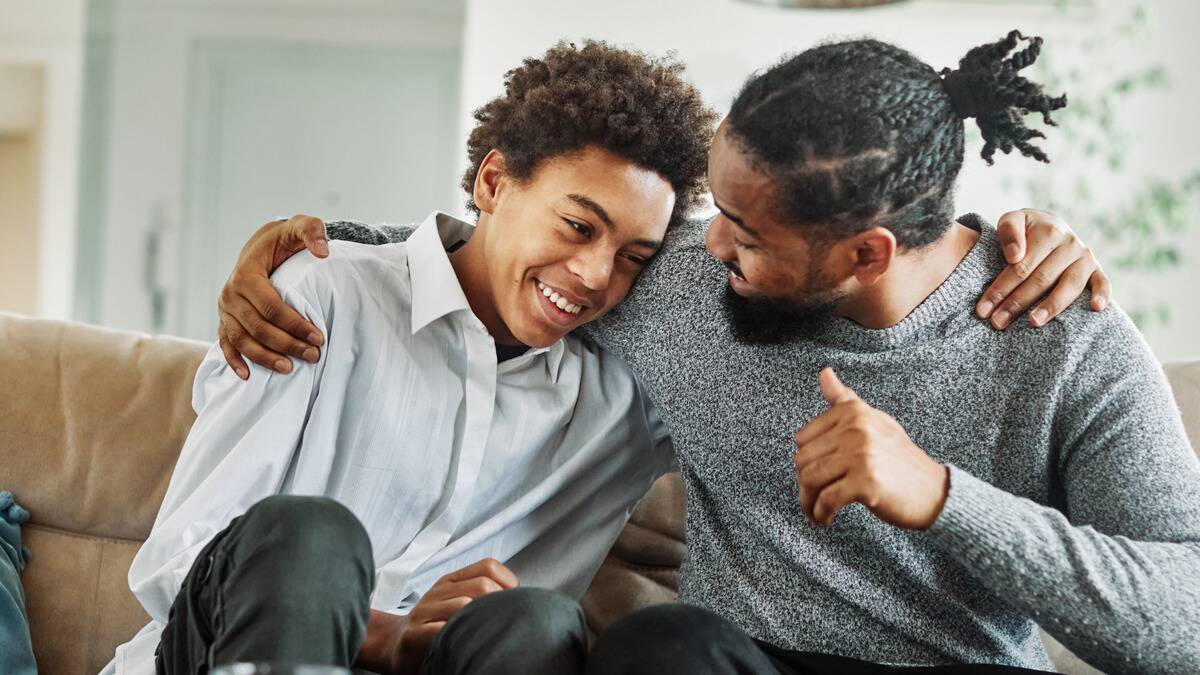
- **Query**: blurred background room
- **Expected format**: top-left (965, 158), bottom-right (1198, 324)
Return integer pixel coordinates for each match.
top-left (1, 0), bottom-right (1196, 360)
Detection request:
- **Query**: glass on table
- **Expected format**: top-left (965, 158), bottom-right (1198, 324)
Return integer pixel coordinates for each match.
top-left (210, 664), bottom-right (350, 675)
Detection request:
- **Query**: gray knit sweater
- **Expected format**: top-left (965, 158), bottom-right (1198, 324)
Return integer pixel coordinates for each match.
top-left (327, 217), bottom-right (1200, 673)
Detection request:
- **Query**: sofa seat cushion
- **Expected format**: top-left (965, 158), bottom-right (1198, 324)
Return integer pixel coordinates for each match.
top-left (20, 525), bottom-right (147, 675)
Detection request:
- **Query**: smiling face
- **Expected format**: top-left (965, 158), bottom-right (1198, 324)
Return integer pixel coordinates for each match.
top-left (704, 122), bottom-right (851, 341)
top-left (471, 145), bottom-right (675, 348)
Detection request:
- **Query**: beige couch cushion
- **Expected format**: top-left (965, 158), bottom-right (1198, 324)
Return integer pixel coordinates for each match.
top-left (0, 312), bottom-right (205, 673)
top-left (1166, 359), bottom-right (1200, 450)
top-left (0, 313), bottom-right (204, 541)
top-left (580, 472), bottom-right (686, 634)
top-left (18, 525), bottom-right (143, 675)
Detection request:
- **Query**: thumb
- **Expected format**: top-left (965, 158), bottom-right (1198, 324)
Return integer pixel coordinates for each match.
top-left (819, 367), bottom-right (858, 406)
top-left (281, 215), bottom-right (329, 260)
top-left (995, 210), bottom-right (1028, 264)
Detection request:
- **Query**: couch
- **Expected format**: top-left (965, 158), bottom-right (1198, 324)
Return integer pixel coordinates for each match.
top-left (1, 311), bottom-right (1197, 674)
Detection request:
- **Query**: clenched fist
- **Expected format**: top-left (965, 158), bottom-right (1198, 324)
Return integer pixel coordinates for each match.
top-left (390, 558), bottom-right (518, 674)
top-left (793, 368), bottom-right (950, 530)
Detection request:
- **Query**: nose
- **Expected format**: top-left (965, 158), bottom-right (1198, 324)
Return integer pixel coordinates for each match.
top-left (568, 246), bottom-right (614, 295)
top-left (704, 214), bottom-right (736, 263)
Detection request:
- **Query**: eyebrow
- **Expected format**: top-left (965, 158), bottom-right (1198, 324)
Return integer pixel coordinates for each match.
top-left (567, 193), bottom-right (614, 228)
top-left (713, 199), bottom-right (759, 238)
top-left (566, 192), bottom-right (662, 252)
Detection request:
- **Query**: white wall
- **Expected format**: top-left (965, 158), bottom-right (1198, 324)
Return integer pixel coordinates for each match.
top-left (0, 133), bottom-right (42, 315)
top-left (0, 0), bottom-right (85, 320)
top-left (0, 65), bottom-right (43, 132)
top-left (0, 63), bottom-right (44, 316)
top-left (459, 0), bottom-right (1200, 361)
top-left (78, 0), bottom-right (465, 336)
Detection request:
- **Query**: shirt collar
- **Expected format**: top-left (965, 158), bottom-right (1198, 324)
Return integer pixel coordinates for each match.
top-left (498, 339), bottom-right (566, 382)
top-left (406, 211), bottom-right (569, 378)
top-left (408, 211), bottom-right (477, 335)
top-left (546, 340), bottom-right (565, 377)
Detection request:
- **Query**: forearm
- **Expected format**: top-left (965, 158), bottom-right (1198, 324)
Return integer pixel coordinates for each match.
top-left (928, 465), bottom-right (1200, 673)
top-left (355, 609), bottom-right (407, 675)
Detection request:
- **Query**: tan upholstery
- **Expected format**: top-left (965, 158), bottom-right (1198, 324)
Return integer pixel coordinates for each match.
top-left (1, 311), bottom-right (1196, 674)
top-left (580, 472), bottom-right (686, 634)
top-left (1, 313), bottom-right (204, 674)
top-left (0, 313), bottom-right (202, 540)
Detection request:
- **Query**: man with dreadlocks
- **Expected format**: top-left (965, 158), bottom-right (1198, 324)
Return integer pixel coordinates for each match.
top-left (214, 32), bottom-right (1196, 673)
top-left (580, 31), bottom-right (1199, 674)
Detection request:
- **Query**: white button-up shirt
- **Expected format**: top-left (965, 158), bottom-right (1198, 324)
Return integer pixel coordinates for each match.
top-left (105, 212), bottom-right (673, 675)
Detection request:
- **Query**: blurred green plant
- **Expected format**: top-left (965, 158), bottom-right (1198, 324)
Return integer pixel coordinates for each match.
top-left (985, 3), bottom-right (1199, 328)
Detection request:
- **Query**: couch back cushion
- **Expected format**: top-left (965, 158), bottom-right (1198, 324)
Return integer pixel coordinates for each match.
top-left (1166, 359), bottom-right (1200, 451)
top-left (0, 312), bottom-right (205, 541)
top-left (0, 313), bottom-right (206, 673)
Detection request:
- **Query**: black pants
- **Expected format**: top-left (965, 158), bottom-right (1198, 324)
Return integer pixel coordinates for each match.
top-left (154, 495), bottom-right (588, 675)
top-left (584, 604), bottom-right (1052, 675)
top-left (155, 495), bottom-right (1047, 675)
top-left (155, 495), bottom-right (375, 674)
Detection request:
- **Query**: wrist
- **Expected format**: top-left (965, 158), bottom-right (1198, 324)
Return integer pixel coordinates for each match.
top-left (391, 619), bottom-right (415, 672)
top-left (357, 610), bottom-right (408, 675)
top-left (391, 632), bottom-right (421, 675)
top-left (919, 463), bottom-right (951, 530)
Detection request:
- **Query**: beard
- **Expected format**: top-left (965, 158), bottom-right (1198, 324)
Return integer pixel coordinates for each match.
top-left (721, 266), bottom-right (847, 345)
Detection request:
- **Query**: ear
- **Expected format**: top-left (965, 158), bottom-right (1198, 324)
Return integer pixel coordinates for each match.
top-left (473, 149), bottom-right (508, 215)
top-left (847, 227), bottom-right (896, 286)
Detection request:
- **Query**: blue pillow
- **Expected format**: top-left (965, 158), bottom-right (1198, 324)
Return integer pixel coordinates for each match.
top-left (0, 490), bottom-right (36, 675)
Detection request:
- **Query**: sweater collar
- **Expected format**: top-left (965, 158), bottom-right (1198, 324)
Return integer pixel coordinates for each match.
top-left (807, 217), bottom-right (1004, 352)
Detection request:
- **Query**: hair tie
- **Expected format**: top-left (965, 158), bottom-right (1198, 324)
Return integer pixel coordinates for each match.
top-left (940, 67), bottom-right (983, 120)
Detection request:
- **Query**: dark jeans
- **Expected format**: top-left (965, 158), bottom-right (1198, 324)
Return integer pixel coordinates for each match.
top-left (418, 589), bottom-right (1050, 675)
top-left (155, 496), bottom-right (1048, 675)
top-left (156, 495), bottom-right (375, 674)
top-left (585, 604), bottom-right (1053, 675)
top-left (421, 587), bottom-right (588, 675)
top-left (155, 494), bottom-right (588, 675)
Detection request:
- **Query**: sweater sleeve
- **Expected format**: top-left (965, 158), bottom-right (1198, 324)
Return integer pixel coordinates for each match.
top-left (324, 220), bottom-right (414, 245)
top-left (927, 310), bottom-right (1200, 674)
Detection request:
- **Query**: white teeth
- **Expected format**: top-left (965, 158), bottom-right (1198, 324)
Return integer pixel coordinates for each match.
top-left (537, 280), bottom-right (584, 315)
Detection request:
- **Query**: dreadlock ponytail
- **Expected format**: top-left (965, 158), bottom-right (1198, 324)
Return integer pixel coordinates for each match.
top-left (940, 30), bottom-right (1068, 165)
top-left (725, 31), bottom-right (1067, 249)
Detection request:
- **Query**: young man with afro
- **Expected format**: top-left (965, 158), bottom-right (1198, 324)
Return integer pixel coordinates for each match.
top-left (103, 41), bottom-right (715, 675)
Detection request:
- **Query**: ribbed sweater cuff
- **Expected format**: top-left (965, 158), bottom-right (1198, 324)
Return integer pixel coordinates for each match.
top-left (925, 464), bottom-right (1026, 569)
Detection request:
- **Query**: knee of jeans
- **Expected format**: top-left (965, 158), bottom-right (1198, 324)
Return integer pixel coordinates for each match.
top-left (242, 495), bottom-right (371, 565)
top-left (454, 587), bottom-right (583, 637)
top-left (588, 604), bottom-right (750, 675)
top-left (598, 603), bottom-right (726, 651)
